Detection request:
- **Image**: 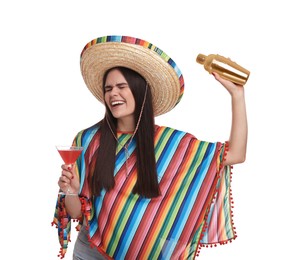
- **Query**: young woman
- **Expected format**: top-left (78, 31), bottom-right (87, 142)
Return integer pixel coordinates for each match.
top-left (52, 35), bottom-right (247, 260)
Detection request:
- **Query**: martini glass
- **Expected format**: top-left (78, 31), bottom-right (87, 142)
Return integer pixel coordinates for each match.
top-left (56, 145), bottom-right (83, 195)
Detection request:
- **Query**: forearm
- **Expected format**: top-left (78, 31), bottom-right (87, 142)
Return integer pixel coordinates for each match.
top-left (224, 89), bottom-right (248, 165)
top-left (65, 195), bottom-right (82, 219)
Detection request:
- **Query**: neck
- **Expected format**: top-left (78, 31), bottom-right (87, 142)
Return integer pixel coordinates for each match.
top-left (117, 118), bottom-right (135, 132)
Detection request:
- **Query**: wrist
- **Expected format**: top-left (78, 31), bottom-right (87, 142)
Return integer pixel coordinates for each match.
top-left (230, 87), bottom-right (245, 99)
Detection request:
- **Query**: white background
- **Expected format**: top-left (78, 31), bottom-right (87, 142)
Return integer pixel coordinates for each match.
top-left (1, 0), bottom-right (296, 259)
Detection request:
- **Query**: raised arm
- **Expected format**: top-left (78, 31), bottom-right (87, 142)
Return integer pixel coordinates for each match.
top-left (212, 72), bottom-right (248, 166)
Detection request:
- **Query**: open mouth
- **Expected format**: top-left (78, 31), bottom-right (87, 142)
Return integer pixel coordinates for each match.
top-left (111, 101), bottom-right (125, 107)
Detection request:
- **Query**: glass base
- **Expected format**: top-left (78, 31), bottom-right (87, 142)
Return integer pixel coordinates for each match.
top-left (58, 191), bottom-right (78, 196)
top-left (58, 188), bottom-right (78, 196)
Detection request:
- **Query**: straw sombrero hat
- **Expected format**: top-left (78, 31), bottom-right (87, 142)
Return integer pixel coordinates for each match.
top-left (80, 35), bottom-right (184, 116)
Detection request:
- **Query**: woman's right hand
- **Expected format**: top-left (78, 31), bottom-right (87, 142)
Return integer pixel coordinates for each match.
top-left (58, 164), bottom-right (80, 195)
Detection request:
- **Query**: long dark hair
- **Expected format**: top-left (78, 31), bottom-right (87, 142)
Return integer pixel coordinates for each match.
top-left (91, 67), bottom-right (160, 198)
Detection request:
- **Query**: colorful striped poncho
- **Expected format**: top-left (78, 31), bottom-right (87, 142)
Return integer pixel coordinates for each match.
top-left (52, 124), bottom-right (236, 259)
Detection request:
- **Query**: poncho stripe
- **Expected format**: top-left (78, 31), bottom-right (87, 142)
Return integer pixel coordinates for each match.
top-left (52, 124), bottom-right (236, 259)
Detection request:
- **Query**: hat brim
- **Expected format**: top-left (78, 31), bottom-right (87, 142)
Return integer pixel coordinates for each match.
top-left (80, 36), bottom-right (184, 116)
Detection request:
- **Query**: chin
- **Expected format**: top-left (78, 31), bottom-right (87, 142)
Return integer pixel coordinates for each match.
top-left (111, 112), bottom-right (124, 119)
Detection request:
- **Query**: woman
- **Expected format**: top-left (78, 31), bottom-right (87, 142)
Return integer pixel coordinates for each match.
top-left (52, 35), bottom-right (247, 259)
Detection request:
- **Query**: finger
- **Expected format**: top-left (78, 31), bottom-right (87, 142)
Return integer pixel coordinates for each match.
top-left (59, 175), bottom-right (70, 184)
top-left (212, 72), bottom-right (237, 87)
top-left (61, 170), bottom-right (73, 179)
top-left (61, 164), bottom-right (73, 171)
top-left (58, 181), bottom-right (69, 191)
top-left (212, 72), bottom-right (225, 82)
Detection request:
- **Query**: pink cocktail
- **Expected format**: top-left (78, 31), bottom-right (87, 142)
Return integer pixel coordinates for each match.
top-left (57, 147), bottom-right (83, 164)
top-left (56, 145), bottom-right (83, 195)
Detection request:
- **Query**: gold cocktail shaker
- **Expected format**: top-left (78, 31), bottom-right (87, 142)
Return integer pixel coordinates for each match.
top-left (196, 53), bottom-right (250, 85)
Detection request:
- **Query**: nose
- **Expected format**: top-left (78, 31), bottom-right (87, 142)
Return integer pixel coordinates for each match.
top-left (110, 86), bottom-right (119, 96)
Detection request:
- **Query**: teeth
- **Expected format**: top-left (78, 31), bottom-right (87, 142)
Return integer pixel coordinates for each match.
top-left (111, 101), bottom-right (124, 106)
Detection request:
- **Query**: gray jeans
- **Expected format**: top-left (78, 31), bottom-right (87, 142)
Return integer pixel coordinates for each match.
top-left (73, 226), bottom-right (108, 260)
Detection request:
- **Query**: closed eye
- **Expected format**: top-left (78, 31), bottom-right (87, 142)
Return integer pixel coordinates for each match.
top-left (104, 83), bottom-right (128, 92)
top-left (104, 86), bottom-right (112, 92)
top-left (117, 83), bottom-right (128, 89)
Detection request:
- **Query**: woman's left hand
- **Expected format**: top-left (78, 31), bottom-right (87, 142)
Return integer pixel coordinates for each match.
top-left (212, 72), bottom-right (244, 96)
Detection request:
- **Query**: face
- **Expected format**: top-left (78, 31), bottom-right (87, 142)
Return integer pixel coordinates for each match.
top-left (104, 69), bottom-right (136, 124)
